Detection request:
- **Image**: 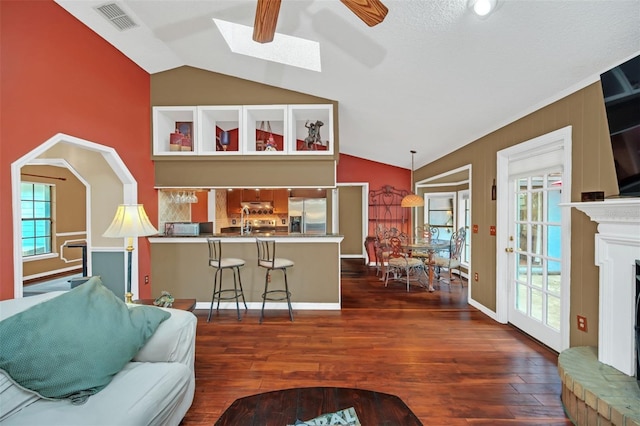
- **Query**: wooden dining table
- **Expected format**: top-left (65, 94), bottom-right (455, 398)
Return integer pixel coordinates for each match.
top-left (405, 239), bottom-right (450, 291)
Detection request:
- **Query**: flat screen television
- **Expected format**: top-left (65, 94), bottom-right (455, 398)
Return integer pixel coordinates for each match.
top-left (600, 54), bottom-right (640, 197)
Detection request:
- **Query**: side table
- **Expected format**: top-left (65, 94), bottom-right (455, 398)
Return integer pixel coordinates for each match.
top-left (134, 298), bottom-right (196, 312)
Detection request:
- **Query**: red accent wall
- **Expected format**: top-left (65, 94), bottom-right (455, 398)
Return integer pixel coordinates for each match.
top-left (190, 192), bottom-right (209, 223)
top-left (0, 0), bottom-right (154, 300)
top-left (337, 154), bottom-right (413, 236)
top-left (0, 1), bottom-right (411, 300)
top-left (337, 153), bottom-right (410, 190)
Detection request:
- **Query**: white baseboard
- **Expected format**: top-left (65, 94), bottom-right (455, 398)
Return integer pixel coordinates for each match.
top-left (195, 301), bottom-right (341, 311)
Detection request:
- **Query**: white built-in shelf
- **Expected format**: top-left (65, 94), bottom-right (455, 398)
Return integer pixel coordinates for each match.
top-left (243, 105), bottom-right (287, 155)
top-left (198, 106), bottom-right (243, 155)
top-left (288, 104), bottom-right (334, 155)
top-left (153, 106), bottom-right (198, 156)
top-left (153, 104), bottom-right (334, 157)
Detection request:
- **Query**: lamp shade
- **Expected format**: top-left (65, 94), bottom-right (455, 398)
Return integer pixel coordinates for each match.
top-left (103, 204), bottom-right (158, 238)
top-left (401, 193), bottom-right (425, 207)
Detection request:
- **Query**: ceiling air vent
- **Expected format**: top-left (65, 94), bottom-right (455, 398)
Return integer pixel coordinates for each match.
top-left (95, 3), bottom-right (138, 31)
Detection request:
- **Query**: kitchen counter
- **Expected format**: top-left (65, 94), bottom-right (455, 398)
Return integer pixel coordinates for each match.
top-left (150, 232), bottom-right (342, 240)
top-left (149, 234), bottom-right (344, 311)
top-left (219, 226), bottom-right (290, 234)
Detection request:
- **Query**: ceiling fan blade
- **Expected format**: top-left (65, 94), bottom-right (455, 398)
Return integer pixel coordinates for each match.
top-left (253, 0), bottom-right (282, 43)
top-left (340, 0), bottom-right (388, 27)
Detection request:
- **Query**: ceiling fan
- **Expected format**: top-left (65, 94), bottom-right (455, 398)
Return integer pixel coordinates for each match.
top-left (253, 0), bottom-right (389, 43)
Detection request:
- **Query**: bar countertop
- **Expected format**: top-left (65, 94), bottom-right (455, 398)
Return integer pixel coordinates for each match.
top-left (149, 233), bottom-right (343, 309)
top-left (149, 233), bottom-right (343, 243)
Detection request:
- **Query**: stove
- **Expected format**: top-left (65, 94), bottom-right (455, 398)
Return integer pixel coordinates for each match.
top-left (250, 219), bottom-right (277, 233)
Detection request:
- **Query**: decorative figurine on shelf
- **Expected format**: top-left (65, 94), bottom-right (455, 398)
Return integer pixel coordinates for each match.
top-left (153, 291), bottom-right (175, 308)
top-left (264, 134), bottom-right (277, 151)
top-left (180, 132), bottom-right (192, 152)
top-left (170, 128), bottom-right (183, 151)
top-left (217, 130), bottom-right (230, 151)
top-left (304, 120), bottom-right (324, 150)
top-left (176, 122), bottom-right (193, 152)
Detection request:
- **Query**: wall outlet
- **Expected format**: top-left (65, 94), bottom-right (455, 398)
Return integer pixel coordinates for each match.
top-left (474, 272), bottom-right (479, 281)
top-left (577, 315), bottom-right (588, 332)
top-left (144, 275), bottom-right (149, 284)
top-left (489, 225), bottom-right (496, 236)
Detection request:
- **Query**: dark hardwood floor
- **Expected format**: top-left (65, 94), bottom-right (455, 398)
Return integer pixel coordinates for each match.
top-left (182, 259), bottom-right (571, 425)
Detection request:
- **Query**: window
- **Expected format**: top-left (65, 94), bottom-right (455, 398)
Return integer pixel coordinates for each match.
top-left (424, 193), bottom-right (456, 239)
top-left (21, 182), bottom-right (53, 257)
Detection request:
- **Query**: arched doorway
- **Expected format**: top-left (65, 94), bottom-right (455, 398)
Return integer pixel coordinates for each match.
top-left (11, 133), bottom-right (137, 298)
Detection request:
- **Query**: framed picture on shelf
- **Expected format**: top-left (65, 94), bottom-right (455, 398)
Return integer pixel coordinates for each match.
top-left (175, 121), bottom-right (193, 151)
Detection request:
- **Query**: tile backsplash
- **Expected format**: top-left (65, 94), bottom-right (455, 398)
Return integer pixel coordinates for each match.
top-left (158, 191), bottom-right (190, 233)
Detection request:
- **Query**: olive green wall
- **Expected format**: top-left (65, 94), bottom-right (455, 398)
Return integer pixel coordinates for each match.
top-left (415, 82), bottom-right (618, 348)
top-left (151, 66), bottom-right (339, 188)
top-left (155, 159), bottom-right (336, 188)
top-left (338, 185), bottom-right (365, 255)
top-left (150, 240), bottom-right (341, 303)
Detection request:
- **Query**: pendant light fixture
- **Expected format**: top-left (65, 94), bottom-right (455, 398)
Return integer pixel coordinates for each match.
top-left (401, 150), bottom-right (424, 207)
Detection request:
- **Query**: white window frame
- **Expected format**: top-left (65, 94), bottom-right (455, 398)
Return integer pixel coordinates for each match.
top-left (457, 189), bottom-right (471, 268)
top-left (21, 181), bottom-right (54, 258)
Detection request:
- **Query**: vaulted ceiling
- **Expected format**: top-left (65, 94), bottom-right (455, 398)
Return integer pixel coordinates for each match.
top-left (55, 0), bottom-right (640, 169)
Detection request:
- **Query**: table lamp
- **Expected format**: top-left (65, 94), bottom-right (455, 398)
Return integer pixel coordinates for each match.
top-left (103, 204), bottom-right (158, 303)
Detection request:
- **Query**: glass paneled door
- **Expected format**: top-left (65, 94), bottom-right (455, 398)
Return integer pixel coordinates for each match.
top-left (506, 173), bottom-right (563, 351)
top-left (497, 126), bottom-right (571, 353)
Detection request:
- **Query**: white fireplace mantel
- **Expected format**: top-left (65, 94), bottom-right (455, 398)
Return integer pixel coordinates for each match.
top-left (564, 198), bottom-right (640, 376)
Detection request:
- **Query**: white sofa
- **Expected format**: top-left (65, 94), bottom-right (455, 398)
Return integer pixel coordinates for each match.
top-left (0, 291), bottom-right (197, 426)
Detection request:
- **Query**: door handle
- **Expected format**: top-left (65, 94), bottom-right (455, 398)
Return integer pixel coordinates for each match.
top-left (505, 247), bottom-right (514, 253)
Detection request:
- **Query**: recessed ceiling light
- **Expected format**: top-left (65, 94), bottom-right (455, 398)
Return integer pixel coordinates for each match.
top-left (213, 19), bottom-right (321, 72)
top-left (471, 0), bottom-right (497, 17)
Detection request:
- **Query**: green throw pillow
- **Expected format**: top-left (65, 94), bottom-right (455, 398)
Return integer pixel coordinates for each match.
top-left (0, 276), bottom-right (170, 404)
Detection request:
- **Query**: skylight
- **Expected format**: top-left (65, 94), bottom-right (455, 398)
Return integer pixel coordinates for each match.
top-left (213, 19), bottom-right (321, 72)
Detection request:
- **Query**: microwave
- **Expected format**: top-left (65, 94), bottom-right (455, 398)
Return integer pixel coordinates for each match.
top-left (165, 222), bottom-right (200, 236)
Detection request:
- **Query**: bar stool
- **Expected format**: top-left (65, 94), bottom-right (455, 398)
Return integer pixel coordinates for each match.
top-left (255, 238), bottom-right (294, 323)
top-left (207, 238), bottom-right (247, 322)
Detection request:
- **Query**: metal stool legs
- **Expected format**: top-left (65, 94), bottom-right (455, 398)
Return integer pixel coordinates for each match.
top-left (208, 264), bottom-right (247, 322)
top-left (260, 267), bottom-right (294, 324)
top-left (207, 238), bottom-right (247, 322)
top-left (256, 238), bottom-right (295, 324)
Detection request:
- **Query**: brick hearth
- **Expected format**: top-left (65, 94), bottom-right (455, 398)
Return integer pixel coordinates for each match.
top-left (558, 347), bottom-right (640, 426)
